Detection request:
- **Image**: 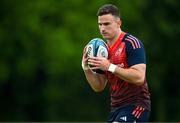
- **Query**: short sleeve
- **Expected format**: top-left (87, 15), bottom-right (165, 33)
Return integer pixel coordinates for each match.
top-left (124, 35), bottom-right (146, 67)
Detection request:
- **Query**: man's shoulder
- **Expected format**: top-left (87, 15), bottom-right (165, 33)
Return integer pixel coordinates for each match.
top-left (122, 33), bottom-right (143, 50)
top-left (123, 32), bottom-right (139, 40)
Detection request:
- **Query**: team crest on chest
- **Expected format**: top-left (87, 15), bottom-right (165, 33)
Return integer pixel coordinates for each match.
top-left (115, 48), bottom-right (123, 56)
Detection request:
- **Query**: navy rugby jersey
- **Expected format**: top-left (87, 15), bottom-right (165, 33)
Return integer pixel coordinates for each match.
top-left (106, 32), bottom-right (151, 111)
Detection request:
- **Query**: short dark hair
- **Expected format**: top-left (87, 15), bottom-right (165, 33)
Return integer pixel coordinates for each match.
top-left (97, 4), bottom-right (120, 18)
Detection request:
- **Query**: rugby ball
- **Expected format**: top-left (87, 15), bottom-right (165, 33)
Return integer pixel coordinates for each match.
top-left (86, 38), bottom-right (108, 73)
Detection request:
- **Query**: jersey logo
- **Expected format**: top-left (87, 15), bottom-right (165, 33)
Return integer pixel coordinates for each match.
top-left (132, 106), bottom-right (145, 119)
top-left (115, 48), bottom-right (123, 56)
top-left (120, 116), bottom-right (127, 121)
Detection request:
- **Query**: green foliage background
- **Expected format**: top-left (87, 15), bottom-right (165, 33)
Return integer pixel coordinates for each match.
top-left (0, 0), bottom-right (180, 122)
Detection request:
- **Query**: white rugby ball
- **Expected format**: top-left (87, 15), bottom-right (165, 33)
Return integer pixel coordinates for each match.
top-left (86, 38), bottom-right (108, 58)
top-left (86, 38), bottom-right (108, 73)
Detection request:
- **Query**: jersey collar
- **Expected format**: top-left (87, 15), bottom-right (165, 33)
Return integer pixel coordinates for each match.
top-left (108, 31), bottom-right (125, 52)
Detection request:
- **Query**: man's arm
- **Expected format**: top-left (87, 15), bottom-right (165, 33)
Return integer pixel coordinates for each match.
top-left (82, 51), bottom-right (107, 92)
top-left (83, 69), bottom-right (107, 92)
top-left (113, 63), bottom-right (146, 85)
top-left (88, 57), bottom-right (146, 86)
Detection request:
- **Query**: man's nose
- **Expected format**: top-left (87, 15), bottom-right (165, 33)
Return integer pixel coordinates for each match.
top-left (100, 25), bottom-right (106, 32)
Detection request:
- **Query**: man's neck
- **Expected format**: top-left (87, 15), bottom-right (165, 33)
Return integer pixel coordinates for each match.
top-left (108, 29), bottom-right (122, 47)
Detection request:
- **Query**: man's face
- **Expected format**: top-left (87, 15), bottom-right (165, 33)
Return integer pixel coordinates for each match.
top-left (98, 14), bottom-right (121, 40)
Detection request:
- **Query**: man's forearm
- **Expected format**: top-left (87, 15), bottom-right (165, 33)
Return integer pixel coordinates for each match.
top-left (83, 69), bottom-right (107, 92)
top-left (112, 64), bottom-right (146, 85)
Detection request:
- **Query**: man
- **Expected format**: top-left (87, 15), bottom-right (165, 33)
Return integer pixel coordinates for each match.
top-left (82, 4), bottom-right (150, 122)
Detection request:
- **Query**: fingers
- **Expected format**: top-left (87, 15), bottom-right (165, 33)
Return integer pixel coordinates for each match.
top-left (82, 56), bottom-right (89, 68)
top-left (88, 57), bottom-right (109, 71)
top-left (88, 61), bottom-right (100, 68)
top-left (82, 51), bottom-right (89, 68)
top-left (88, 57), bottom-right (101, 66)
top-left (82, 51), bottom-right (88, 59)
top-left (82, 46), bottom-right (89, 59)
top-left (90, 66), bottom-right (100, 70)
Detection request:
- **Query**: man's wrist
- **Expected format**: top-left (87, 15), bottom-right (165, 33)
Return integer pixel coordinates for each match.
top-left (108, 63), bottom-right (117, 73)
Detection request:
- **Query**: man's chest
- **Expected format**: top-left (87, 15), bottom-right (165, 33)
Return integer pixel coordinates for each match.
top-left (108, 42), bottom-right (128, 68)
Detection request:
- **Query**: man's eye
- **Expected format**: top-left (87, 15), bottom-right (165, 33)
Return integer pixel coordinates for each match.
top-left (104, 23), bottom-right (110, 26)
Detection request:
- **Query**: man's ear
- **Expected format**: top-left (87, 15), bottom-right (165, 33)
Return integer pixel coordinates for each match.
top-left (118, 19), bottom-right (122, 27)
top-left (116, 18), bottom-right (122, 27)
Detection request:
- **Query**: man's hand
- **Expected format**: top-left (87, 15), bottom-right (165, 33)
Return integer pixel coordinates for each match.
top-left (88, 57), bottom-right (110, 71)
top-left (82, 47), bottom-right (89, 70)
